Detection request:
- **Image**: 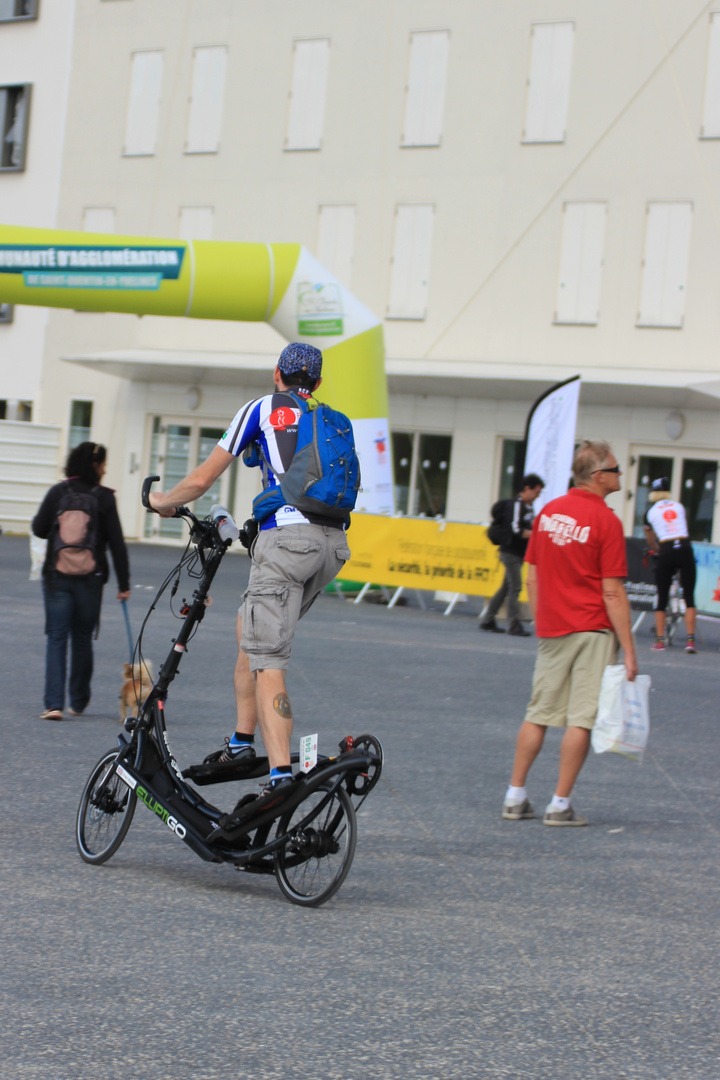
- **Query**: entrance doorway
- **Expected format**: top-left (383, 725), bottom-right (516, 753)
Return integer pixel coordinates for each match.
top-left (631, 449), bottom-right (718, 542)
top-left (144, 418), bottom-right (237, 540)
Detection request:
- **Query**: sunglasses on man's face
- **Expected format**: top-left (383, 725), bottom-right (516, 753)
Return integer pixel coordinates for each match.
top-left (592, 464), bottom-right (621, 474)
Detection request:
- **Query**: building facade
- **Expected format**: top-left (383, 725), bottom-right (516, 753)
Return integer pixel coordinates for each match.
top-left (23, 0), bottom-right (720, 541)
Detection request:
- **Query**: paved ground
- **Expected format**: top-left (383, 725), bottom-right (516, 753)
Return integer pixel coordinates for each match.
top-left (1, 533), bottom-right (719, 1080)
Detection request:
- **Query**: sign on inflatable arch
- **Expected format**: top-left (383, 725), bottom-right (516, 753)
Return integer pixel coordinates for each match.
top-left (0, 224), bottom-right (393, 515)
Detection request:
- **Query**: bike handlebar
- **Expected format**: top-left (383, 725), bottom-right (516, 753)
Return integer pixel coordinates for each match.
top-left (141, 475), bottom-right (189, 520)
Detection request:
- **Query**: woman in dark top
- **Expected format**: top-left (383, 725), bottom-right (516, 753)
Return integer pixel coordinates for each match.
top-left (32, 442), bottom-right (130, 720)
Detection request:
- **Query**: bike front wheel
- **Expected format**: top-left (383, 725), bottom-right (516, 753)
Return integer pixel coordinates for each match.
top-left (274, 784), bottom-right (357, 907)
top-left (76, 749), bottom-right (137, 864)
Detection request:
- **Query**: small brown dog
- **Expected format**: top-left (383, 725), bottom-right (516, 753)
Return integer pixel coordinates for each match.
top-left (119, 660), bottom-right (154, 722)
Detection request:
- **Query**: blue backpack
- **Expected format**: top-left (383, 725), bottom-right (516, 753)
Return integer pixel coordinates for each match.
top-left (250, 393), bottom-right (361, 523)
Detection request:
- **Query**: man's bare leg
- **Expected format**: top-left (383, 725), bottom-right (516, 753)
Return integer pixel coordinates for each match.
top-left (255, 668), bottom-right (293, 771)
top-left (234, 615), bottom-right (257, 736)
top-left (509, 721), bottom-right (547, 787)
top-left (555, 726), bottom-right (591, 798)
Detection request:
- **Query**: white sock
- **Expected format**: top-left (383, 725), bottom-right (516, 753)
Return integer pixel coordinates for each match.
top-left (506, 785), bottom-right (527, 803)
top-left (551, 795), bottom-right (570, 811)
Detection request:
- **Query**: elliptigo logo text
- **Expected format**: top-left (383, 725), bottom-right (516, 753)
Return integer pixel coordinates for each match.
top-left (136, 785), bottom-right (187, 839)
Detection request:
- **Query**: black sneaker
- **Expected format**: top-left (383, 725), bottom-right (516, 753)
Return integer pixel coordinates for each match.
top-left (479, 618), bottom-right (505, 633)
top-left (203, 737), bottom-right (257, 765)
top-left (508, 622), bottom-right (531, 637)
top-left (219, 775), bottom-right (295, 830)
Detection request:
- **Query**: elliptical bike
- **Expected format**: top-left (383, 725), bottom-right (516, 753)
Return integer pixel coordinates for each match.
top-left (75, 477), bottom-right (383, 907)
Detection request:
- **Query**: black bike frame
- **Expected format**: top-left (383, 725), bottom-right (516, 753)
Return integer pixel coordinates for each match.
top-left (96, 489), bottom-right (379, 871)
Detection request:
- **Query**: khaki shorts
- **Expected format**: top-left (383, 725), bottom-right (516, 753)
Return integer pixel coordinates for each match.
top-left (240, 523), bottom-right (350, 672)
top-left (524, 631), bottom-right (618, 730)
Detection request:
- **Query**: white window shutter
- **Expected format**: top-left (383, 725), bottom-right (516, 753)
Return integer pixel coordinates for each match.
top-left (186, 46), bottom-right (227, 154)
top-left (523, 22), bottom-right (574, 143)
top-left (124, 51), bottom-right (163, 156)
top-left (286, 39), bottom-right (330, 150)
top-left (178, 206), bottom-right (214, 241)
top-left (387, 204), bottom-right (435, 319)
top-left (316, 205), bottom-right (356, 285)
top-left (555, 203), bottom-right (607, 324)
top-left (83, 208), bottom-right (116, 234)
top-left (638, 203), bottom-right (693, 327)
top-left (402, 30), bottom-right (450, 147)
top-left (701, 13), bottom-right (720, 137)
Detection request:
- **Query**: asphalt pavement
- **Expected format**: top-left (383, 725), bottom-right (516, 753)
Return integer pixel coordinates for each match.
top-left (1, 533), bottom-right (719, 1080)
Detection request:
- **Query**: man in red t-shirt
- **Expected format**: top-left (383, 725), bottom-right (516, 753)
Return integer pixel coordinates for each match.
top-left (502, 440), bottom-right (638, 826)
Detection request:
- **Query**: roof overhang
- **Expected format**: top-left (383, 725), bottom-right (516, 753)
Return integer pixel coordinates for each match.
top-left (61, 348), bottom-right (720, 410)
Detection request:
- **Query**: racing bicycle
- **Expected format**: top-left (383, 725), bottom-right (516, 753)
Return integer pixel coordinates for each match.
top-left (75, 477), bottom-right (383, 906)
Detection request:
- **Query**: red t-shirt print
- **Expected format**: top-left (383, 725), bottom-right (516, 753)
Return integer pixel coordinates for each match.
top-left (525, 488), bottom-right (627, 638)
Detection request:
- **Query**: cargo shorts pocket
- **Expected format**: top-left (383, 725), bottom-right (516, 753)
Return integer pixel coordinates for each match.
top-left (335, 545), bottom-right (351, 563)
top-left (274, 535), bottom-right (322, 555)
top-left (242, 583), bottom-right (289, 654)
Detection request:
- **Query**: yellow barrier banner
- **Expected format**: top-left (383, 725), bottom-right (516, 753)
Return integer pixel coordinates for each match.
top-left (339, 514), bottom-right (527, 599)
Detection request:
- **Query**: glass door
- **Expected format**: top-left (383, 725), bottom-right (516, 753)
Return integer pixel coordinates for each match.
top-left (680, 460), bottom-right (717, 541)
top-left (144, 419), bottom-right (236, 540)
top-left (391, 431), bottom-right (453, 517)
top-left (633, 455), bottom-right (674, 537)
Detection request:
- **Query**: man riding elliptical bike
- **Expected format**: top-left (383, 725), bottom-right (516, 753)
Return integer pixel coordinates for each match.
top-left (149, 343), bottom-right (353, 816)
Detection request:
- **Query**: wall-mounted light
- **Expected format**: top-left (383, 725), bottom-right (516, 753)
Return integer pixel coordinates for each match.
top-left (665, 410), bottom-right (684, 440)
top-left (186, 387), bottom-right (202, 411)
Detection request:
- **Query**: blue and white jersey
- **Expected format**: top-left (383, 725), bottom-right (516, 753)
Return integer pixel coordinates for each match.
top-left (218, 390), bottom-right (313, 529)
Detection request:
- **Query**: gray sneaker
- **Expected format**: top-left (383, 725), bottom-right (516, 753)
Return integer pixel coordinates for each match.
top-left (543, 804), bottom-right (588, 827)
top-left (502, 797), bottom-right (535, 821)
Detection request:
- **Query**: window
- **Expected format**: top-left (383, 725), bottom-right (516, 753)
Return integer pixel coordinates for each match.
top-left (401, 30), bottom-right (450, 147)
top-left (554, 202), bottom-right (607, 324)
top-left (0, 399), bottom-right (32, 420)
top-left (285, 38), bottom-right (330, 150)
top-left (0, 303), bottom-right (13, 324)
top-left (316, 205), bottom-right (355, 285)
top-left (69, 401), bottom-right (93, 449)
top-left (637, 202), bottom-right (692, 328)
top-left (0, 1), bottom-right (39, 22)
top-left (497, 438), bottom-right (526, 501)
top-left (387, 204), bottom-right (435, 319)
top-left (681, 459), bottom-right (717, 542)
top-left (0, 84), bottom-right (31, 171)
top-left (701, 13), bottom-right (720, 137)
top-left (185, 46), bottom-right (227, 154)
top-left (178, 206), bottom-right (214, 240)
top-left (392, 431), bottom-right (452, 517)
top-left (523, 22), bottom-right (574, 143)
top-left (124, 51), bottom-right (163, 156)
top-left (83, 207), bottom-right (116, 234)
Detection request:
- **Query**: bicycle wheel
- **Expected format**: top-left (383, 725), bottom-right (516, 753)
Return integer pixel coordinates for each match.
top-left (76, 749), bottom-right (137, 864)
top-left (274, 784), bottom-right (357, 907)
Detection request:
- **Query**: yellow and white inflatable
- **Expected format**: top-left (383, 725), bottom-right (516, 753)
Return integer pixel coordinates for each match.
top-left (0, 224), bottom-right (393, 514)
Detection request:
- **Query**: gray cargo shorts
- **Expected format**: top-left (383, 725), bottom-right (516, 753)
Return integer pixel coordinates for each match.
top-left (240, 523), bottom-right (351, 671)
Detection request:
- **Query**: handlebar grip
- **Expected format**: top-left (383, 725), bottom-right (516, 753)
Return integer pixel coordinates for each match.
top-left (142, 475), bottom-right (161, 511)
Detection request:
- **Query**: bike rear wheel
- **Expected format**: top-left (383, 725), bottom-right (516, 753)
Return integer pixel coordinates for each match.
top-left (76, 749), bottom-right (137, 864)
top-left (274, 784), bottom-right (357, 906)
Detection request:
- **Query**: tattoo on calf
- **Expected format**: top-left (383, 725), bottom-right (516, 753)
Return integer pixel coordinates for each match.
top-left (273, 693), bottom-right (293, 720)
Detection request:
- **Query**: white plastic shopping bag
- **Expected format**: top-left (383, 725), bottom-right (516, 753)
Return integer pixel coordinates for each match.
top-left (592, 664), bottom-right (651, 763)
top-left (29, 534), bottom-right (47, 581)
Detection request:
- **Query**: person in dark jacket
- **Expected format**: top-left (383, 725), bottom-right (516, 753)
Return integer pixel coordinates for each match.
top-left (32, 441), bottom-right (130, 720)
top-left (480, 473), bottom-right (544, 636)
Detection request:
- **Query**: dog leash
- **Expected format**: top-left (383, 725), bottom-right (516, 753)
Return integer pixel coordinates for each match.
top-left (121, 599), bottom-right (134, 664)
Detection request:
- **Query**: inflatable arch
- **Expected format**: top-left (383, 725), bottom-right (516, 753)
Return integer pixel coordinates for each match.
top-left (0, 224), bottom-right (393, 514)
